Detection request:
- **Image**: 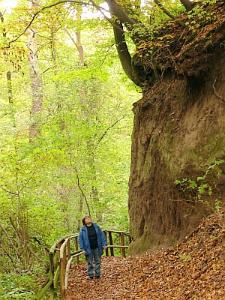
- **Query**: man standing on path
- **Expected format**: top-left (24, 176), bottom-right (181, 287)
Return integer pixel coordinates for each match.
top-left (79, 216), bottom-right (107, 279)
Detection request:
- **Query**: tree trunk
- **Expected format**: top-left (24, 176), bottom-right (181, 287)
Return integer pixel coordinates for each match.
top-left (75, 7), bottom-right (84, 67)
top-left (27, 0), bottom-right (43, 141)
top-left (64, 7), bottom-right (84, 66)
top-left (179, 0), bottom-right (194, 11)
top-left (71, 7), bottom-right (103, 222)
top-left (77, 194), bottom-right (84, 231)
top-left (0, 12), bottom-right (13, 105)
top-left (87, 144), bottom-right (103, 223)
top-left (6, 71), bottom-right (13, 104)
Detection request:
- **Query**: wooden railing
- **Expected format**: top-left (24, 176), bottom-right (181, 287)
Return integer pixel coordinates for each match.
top-left (37, 229), bottom-right (132, 299)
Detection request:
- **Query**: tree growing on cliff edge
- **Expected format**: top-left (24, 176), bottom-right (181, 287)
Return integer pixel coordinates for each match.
top-left (8, 0), bottom-right (195, 85)
top-left (104, 0), bottom-right (195, 87)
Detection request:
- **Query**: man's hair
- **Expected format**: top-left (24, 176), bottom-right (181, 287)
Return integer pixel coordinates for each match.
top-left (82, 215), bottom-right (91, 225)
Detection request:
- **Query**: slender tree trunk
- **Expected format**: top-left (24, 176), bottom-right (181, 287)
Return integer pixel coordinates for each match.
top-left (64, 7), bottom-right (84, 66)
top-left (72, 7), bottom-right (102, 222)
top-left (75, 7), bottom-right (84, 67)
top-left (0, 12), bottom-right (13, 105)
top-left (77, 195), bottom-right (84, 231)
top-left (89, 154), bottom-right (102, 223)
top-left (27, 0), bottom-right (43, 141)
top-left (50, 25), bottom-right (66, 132)
top-left (6, 71), bottom-right (13, 104)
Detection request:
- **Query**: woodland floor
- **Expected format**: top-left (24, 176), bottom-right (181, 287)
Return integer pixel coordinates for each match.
top-left (66, 209), bottom-right (225, 299)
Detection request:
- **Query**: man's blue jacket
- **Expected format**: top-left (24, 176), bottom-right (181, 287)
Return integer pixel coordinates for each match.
top-left (78, 223), bottom-right (107, 256)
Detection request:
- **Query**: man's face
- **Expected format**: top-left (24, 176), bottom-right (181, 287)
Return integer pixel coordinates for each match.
top-left (84, 216), bottom-right (92, 226)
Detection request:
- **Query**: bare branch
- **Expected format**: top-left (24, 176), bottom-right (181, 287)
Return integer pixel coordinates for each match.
top-left (0, 223), bottom-right (20, 258)
top-left (1, 245), bottom-right (18, 268)
top-left (153, 0), bottom-right (186, 27)
top-left (64, 27), bottom-right (81, 53)
top-left (6, 0), bottom-right (108, 47)
top-left (74, 166), bottom-right (91, 216)
top-left (0, 183), bottom-right (18, 196)
top-left (97, 116), bottom-right (125, 145)
top-left (153, 0), bottom-right (176, 20)
top-left (98, 43), bottom-right (114, 68)
top-left (106, 0), bottom-right (138, 25)
top-left (89, 0), bottom-right (122, 29)
top-left (32, 236), bottom-right (50, 253)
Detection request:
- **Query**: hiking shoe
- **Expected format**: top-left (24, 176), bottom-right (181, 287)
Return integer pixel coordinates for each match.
top-left (88, 276), bottom-right (94, 280)
top-left (95, 275), bottom-right (100, 279)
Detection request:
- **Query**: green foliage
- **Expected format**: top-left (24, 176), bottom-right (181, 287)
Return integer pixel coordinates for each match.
top-left (185, 4), bottom-right (215, 31)
top-left (0, 273), bottom-right (38, 299)
top-left (214, 199), bottom-right (222, 212)
top-left (175, 159), bottom-right (225, 203)
top-left (204, 0), bottom-right (217, 4)
top-left (0, 0), bottom-right (139, 296)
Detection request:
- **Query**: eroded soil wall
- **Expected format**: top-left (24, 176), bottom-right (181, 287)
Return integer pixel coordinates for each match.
top-left (128, 53), bottom-right (225, 253)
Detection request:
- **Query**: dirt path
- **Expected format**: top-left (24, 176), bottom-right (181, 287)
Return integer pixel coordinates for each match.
top-left (66, 210), bottom-right (225, 300)
top-left (66, 257), bottom-right (136, 300)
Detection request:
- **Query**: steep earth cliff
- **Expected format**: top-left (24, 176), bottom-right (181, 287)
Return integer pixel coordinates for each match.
top-left (128, 1), bottom-right (225, 253)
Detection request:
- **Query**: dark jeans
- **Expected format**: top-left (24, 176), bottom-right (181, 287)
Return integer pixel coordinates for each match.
top-left (86, 248), bottom-right (101, 278)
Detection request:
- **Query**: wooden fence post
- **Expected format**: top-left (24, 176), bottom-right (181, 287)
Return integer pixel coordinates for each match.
top-left (120, 233), bottom-right (126, 258)
top-left (60, 243), bottom-right (67, 299)
top-left (49, 252), bottom-right (54, 288)
top-left (108, 231), bottom-right (114, 256)
top-left (129, 234), bottom-right (132, 244)
top-left (75, 236), bottom-right (79, 263)
top-left (66, 239), bottom-right (71, 259)
top-left (53, 249), bottom-right (60, 289)
top-left (104, 231), bottom-right (109, 256)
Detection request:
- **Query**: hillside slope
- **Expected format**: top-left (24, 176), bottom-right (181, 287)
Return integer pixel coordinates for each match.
top-left (67, 208), bottom-right (225, 299)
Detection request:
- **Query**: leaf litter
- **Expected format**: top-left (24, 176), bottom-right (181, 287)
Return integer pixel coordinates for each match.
top-left (66, 209), bottom-right (225, 299)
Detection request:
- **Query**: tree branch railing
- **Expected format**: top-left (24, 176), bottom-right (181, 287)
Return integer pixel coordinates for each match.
top-left (36, 229), bottom-right (132, 299)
